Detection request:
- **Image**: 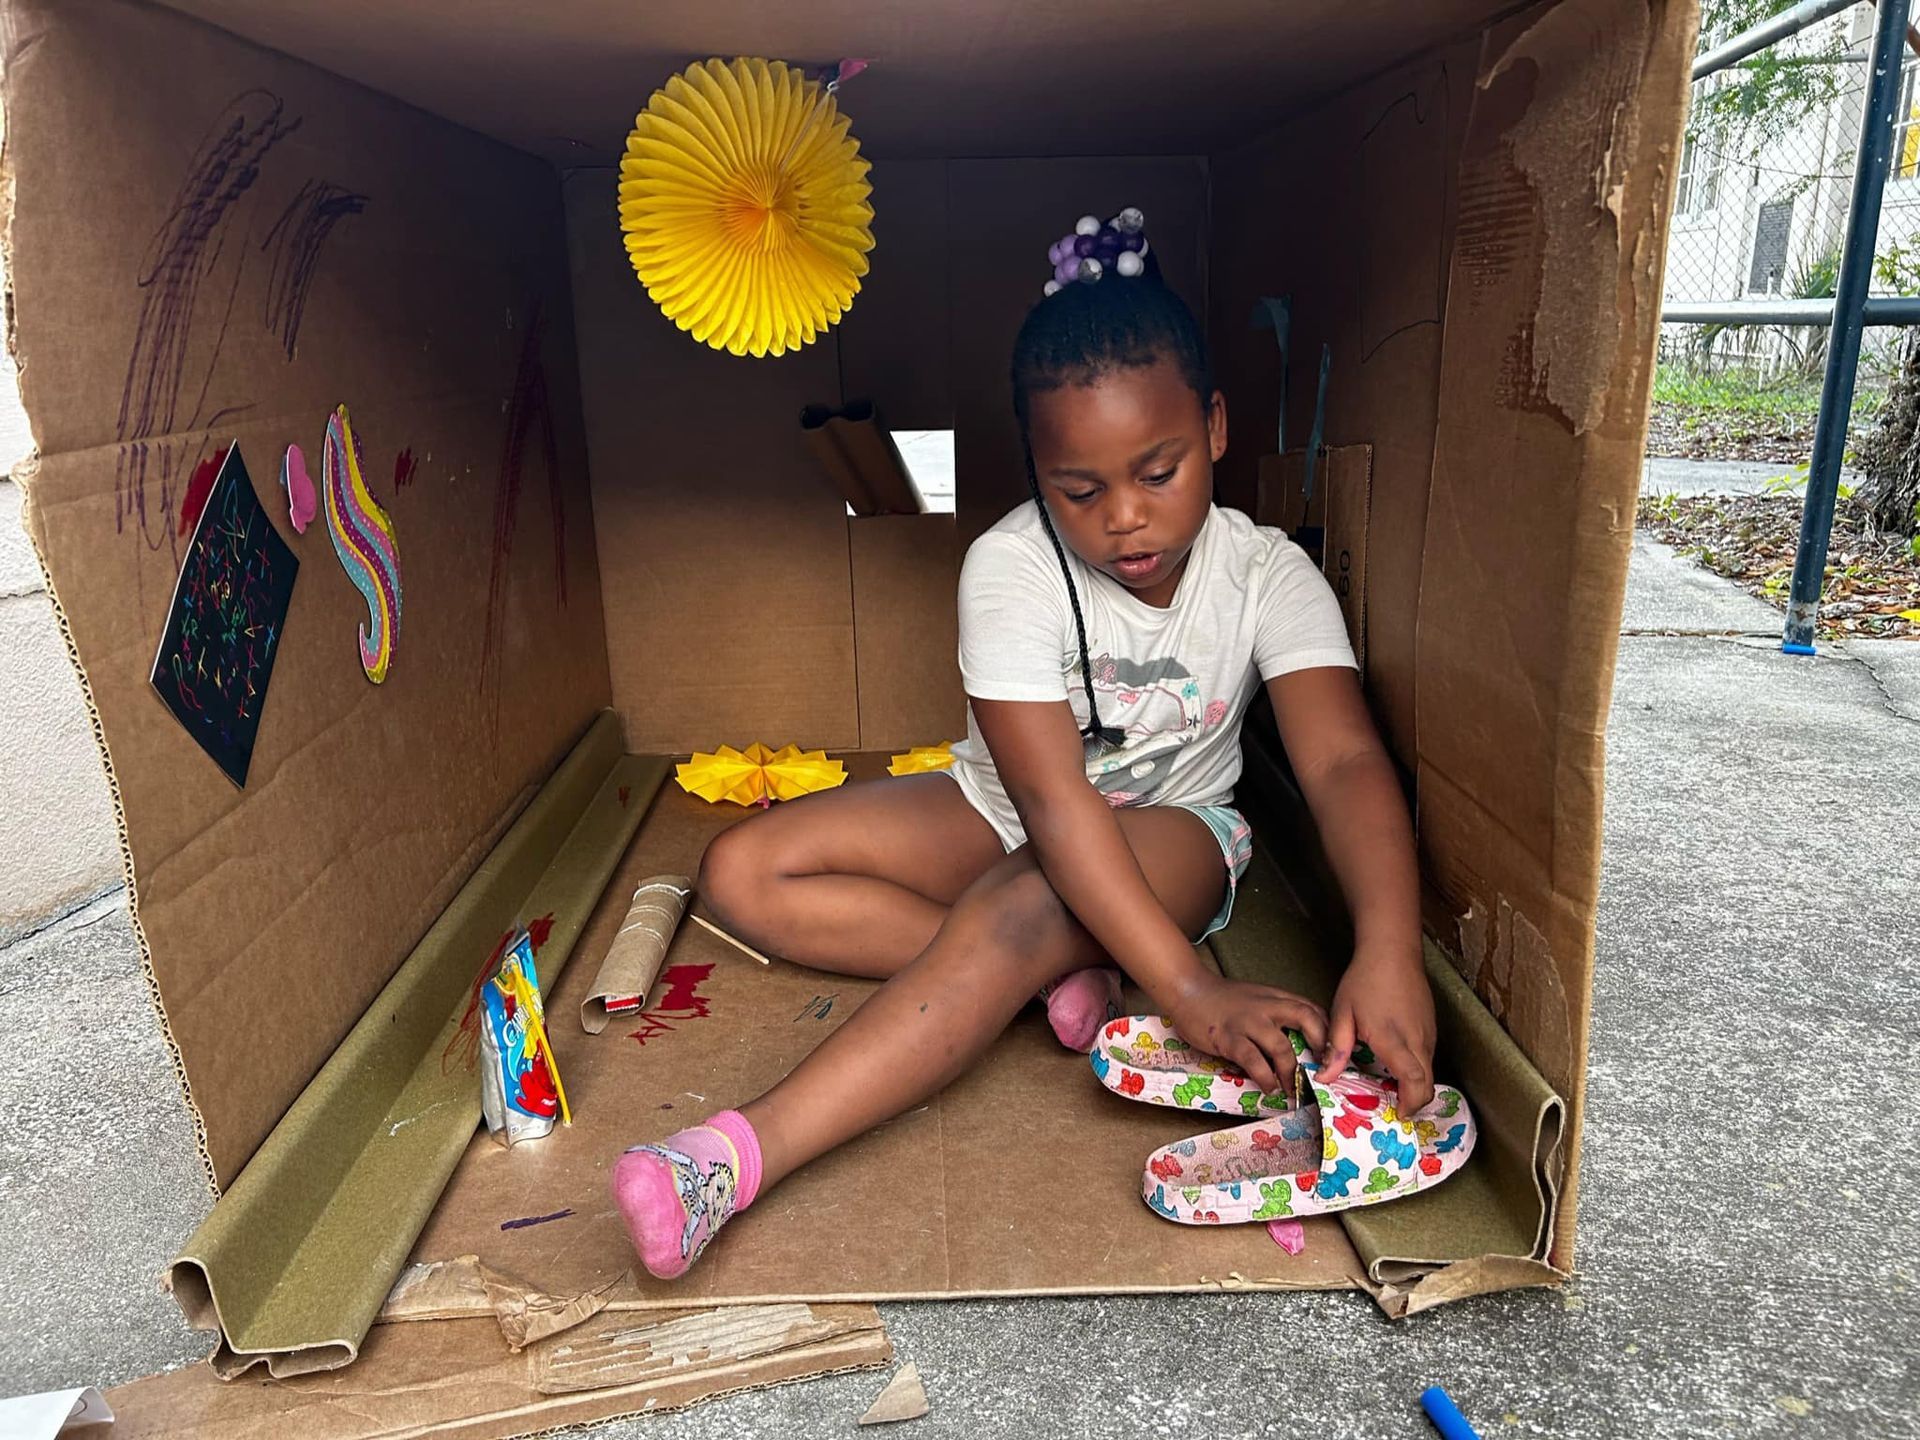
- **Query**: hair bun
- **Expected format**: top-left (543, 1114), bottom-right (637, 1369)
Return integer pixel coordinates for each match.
top-left (1043, 208), bottom-right (1151, 296)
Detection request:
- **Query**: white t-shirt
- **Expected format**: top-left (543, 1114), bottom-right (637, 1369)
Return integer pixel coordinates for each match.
top-left (949, 501), bottom-right (1358, 850)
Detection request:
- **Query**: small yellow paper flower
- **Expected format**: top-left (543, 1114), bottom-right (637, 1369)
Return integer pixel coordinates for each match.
top-left (887, 743), bottom-right (956, 777)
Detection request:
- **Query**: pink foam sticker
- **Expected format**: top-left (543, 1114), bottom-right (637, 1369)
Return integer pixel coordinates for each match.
top-left (1266, 1218), bottom-right (1306, 1255)
top-left (282, 443), bottom-right (317, 534)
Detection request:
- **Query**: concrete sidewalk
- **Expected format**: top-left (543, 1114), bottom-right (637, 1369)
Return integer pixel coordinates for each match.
top-left (1639, 455), bottom-right (1868, 499)
top-left (2, 544), bottom-right (1916, 1438)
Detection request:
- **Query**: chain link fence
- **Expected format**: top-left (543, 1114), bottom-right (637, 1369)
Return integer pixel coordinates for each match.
top-left (1661, 1), bottom-right (1920, 384)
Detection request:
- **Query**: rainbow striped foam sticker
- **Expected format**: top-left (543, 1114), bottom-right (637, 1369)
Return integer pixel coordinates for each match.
top-left (320, 404), bottom-right (403, 684)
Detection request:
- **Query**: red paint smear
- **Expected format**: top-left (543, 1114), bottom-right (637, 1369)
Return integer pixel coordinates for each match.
top-left (480, 302), bottom-right (567, 744)
top-left (618, 785), bottom-right (631, 808)
top-left (178, 444), bottom-right (231, 536)
top-left (440, 910), bottom-right (559, 1075)
top-left (624, 964), bottom-right (717, 1047)
top-left (393, 448), bottom-right (419, 490)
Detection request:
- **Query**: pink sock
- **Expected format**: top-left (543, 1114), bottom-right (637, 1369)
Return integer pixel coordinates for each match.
top-left (612, 1109), bottom-right (763, 1280)
top-left (1038, 966), bottom-right (1124, 1051)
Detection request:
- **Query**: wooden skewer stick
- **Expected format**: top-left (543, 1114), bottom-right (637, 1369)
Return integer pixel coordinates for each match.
top-left (688, 911), bottom-right (774, 967)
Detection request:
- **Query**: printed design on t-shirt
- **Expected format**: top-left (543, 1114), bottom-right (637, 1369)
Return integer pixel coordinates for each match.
top-left (1081, 651), bottom-right (1228, 807)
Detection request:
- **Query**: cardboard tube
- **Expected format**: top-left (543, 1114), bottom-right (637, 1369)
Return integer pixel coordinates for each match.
top-left (800, 403), bottom-right (878, 514)
top-left (827, 400), bottom-right (925, 516)
top-left (581, 875), bottom-right (691, 1033)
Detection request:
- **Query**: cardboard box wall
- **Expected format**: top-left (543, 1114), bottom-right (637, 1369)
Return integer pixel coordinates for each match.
top-left (0, 0), bottom-right (1693, 1394)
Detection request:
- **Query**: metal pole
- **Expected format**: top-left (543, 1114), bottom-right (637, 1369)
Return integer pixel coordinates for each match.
top-left (1662, 296), bottom-right (1920, 324)
top-left (1694, 0), bottom-right (1864, 79)
top-left (1784, 0), bottom-right (1910, 654)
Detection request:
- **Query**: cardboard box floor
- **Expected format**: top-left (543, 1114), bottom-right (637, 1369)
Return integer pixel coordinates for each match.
top-left (157, 738), bottom-right (1565, 1411)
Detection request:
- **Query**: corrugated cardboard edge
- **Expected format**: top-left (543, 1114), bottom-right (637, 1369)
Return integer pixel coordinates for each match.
top-left (103, 1305), bottom-right (893, 1440)
top-left (8, 446), bottom-right (219, 1193)
top-left (164, 720), bottom-right (665, 1380)
top-left (4, 14), bottom-right (212, 1187)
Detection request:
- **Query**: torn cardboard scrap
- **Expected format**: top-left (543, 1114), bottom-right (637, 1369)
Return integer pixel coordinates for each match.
top-left (536, 1302), bottom-right (854, 1395)
top-left (107, 1303), bottom-right (892, 1439)
top-left (582, 875), bottom-right (691, 1032)
top-left (380, 1254), bottom-right (622, 1352)
top-left (859, 1363), bottom-right (930, 1426)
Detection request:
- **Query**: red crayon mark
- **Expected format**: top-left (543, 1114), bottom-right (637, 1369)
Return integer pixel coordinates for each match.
top-left (393, 448), bottom-right (419, 490)
top-left (480, 301), bottom-right (567, 745)
top-left (618, 785), bottom-right (631, 808)
top-left (178, 444), bottom-right (231, 535)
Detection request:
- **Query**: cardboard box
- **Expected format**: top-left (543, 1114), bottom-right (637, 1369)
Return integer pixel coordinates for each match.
top-left (0, 0), bottom-right (1695, 1427)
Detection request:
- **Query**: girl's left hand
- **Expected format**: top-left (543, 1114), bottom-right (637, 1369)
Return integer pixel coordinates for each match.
top-left (1317, 947), bottom-right (1437, 1114)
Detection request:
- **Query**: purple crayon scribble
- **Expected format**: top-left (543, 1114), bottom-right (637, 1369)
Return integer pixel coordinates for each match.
top-left (500, 1208), bottom-right (576, 1232)
top-left (117, 90), bottom-right (299, 561)
top-left (261, 179), bottom-right (368, 361)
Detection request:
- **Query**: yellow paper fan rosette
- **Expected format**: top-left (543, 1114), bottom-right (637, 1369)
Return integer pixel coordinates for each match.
top-left (619, 57), bottom-right (875, 358)
top-left (676, 743), bottom-right (848, 806)
top-left (888, 743), bottom-right (956, 776)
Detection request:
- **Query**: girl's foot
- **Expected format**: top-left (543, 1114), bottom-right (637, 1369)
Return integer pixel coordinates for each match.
top-left (612, 1109), bottom-right (762, 1279)
top-left (1038, 966), bottom-right (1124, 1051)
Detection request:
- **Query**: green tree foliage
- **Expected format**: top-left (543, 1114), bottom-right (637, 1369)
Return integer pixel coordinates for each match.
top-left (1690, 0), bottom-right (1849, 147)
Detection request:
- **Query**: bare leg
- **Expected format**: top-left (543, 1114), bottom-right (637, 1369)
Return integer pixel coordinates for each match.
top-left (743, 807), bottom-right (1226, 1188)
top-left (613, 806), bottom-right (1226, 1278)
top-left (698, 774), bottom-right (1004, 978)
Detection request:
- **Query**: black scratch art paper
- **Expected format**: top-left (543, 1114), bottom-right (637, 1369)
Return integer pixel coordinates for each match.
top-left (150, 444), bottom-right (298, 787)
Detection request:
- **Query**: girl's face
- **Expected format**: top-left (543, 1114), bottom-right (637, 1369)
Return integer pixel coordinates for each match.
top-left (1026, 356), bottom-right (1226, 609)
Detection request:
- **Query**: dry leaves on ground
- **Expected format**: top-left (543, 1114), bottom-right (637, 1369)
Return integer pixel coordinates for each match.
top-left (1638, 493), bottom-right (1920, 639)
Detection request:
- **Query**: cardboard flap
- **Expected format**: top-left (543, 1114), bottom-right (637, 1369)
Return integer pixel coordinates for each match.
top-left (1, 0), bottom-right (611, 1187)
top-left (166, 716), bottom-right (664, 1378)
top-left (1413, 0), bottom-right (1696, 1269)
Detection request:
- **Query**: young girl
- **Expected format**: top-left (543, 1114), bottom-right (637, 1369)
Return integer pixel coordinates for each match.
top-left (613, 217), bottom-right (1436, 1280)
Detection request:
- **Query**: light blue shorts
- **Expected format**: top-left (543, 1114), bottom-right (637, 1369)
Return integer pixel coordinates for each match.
top-left (1179, 803), bottom-right (1254, 939)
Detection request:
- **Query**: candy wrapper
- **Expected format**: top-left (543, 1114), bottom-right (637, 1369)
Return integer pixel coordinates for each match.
top-left (479, 929), bottom-right (570, 1147)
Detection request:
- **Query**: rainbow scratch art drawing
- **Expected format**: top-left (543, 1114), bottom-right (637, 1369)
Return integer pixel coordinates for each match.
top-left (321, 403), bottom-right (403, 683)
top-left (149, 444), bottom-right (299, 788)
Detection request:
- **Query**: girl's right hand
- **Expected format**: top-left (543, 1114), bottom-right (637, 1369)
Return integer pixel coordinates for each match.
top-left (1166, 977), bottom-right (1328, 1094)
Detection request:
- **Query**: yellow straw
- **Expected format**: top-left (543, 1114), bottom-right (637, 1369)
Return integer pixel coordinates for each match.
top-left (497, 962), bottom-right (572, 1127)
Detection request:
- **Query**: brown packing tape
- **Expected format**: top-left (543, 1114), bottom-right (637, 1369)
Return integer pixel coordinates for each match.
top-left (106, 1304), bottom-right (892, 1439)
top-left (534, 1302), bottom-right (851, 1395)
top-left (582, 875), bottom-right (693, 1034)
top-left (165, 716), bottom-right (667, 1378)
